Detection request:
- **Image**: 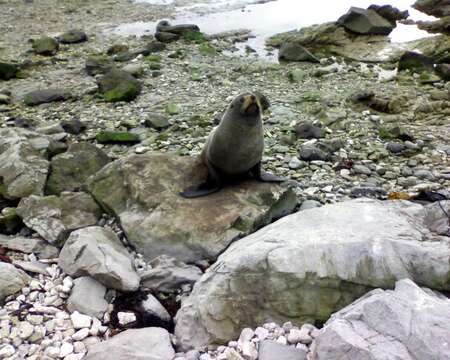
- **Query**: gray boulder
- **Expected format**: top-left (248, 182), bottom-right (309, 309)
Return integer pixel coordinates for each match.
top-left (58, 226), bottom-right (140, 291)
top-left (0, 235), bottom-right (59, 259)
top-left (88, 152), bottom-right (297, 263)
top-left (174, 199), bottom-right (450, 350)
top-left (338, 7), bottom-right (395, 35)
top-left (259, 341), bottom-right (307, 360)
top-left (140, 255), bottom-right (202, 293)
top-left (0, 128), bottom-right (49, 200)
top-left (278, 43), bottom-right (319, 62)
top-left (67, 277), bottom-right (108, 319)
top-left (23, 88), bottom-right (69, 106)
top-left (46, 142), bottom-right (110, 195)
top-left (84, 327), bottom-right (175, 360)
top-left (312, 279), bottom-right (450, 360)
top-left (0, 263), bottom-right (30, 304)
top-left (17, 192), bottom-right (102, 246)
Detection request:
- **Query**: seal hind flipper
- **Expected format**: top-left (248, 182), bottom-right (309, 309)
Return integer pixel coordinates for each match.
top-left (251, 162), bottom-right (284, 183)
top-left (179, 181), bottom-right (221, 198)
top-left (180, 161), bottom-right (222, 198)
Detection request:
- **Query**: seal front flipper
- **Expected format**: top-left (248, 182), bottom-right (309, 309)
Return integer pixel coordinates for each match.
top-left (251, 162), bottom-right (284, 183)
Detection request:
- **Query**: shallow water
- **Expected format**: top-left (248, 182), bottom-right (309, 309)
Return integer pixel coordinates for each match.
top-left (113, 0), bottom-right (435, 57)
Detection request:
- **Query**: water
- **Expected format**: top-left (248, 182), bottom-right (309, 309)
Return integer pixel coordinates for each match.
top-left (113, 0), bottom-right (435, 56)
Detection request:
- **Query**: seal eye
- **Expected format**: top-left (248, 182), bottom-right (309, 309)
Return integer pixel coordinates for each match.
top-left (239, 97), bottom-right (244, 103)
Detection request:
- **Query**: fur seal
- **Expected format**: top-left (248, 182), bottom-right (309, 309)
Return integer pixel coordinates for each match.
top-left (180, 92), bottom-right (283, 198)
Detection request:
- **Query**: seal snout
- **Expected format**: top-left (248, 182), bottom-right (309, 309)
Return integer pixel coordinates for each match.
top-left (240, 94), bottom-right (260, 116)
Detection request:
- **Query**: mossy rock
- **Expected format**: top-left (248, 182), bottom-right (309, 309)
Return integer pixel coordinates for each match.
top-left (97, 69), bottom-right (142, 102)
top-left (165, 103), bottom-right (181, 115)
top-left (0, 62), bottom-right (19, 80)
top-left (96, 131), bottom-right (141, 144)
top-left (46, 142), bottom-right (111, 195)
top-left (107, 44), bottom-right (129, 55)
top-left (198, 43), bottom-right (217, 56)
top-left (0, 207), bottom-right (22, 234)
top-left (146, 55), bottom-right (162, 62)
top-left (85, 55), bottom-right (115, 76)
top-left (182, 31), bottom-right (207, 43)
top-left (32, 37), bottom-right (59, 56)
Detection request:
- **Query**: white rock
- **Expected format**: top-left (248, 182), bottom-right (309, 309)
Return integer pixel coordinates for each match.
top-left (117, 312), bottom-right (136, 326)
top-left (64, 354), bottom-right (85, 360)
top-left (70, 312), bottom-right (92, 329)
top-left (45, 346), bottom-right (61, 358)
top-left (27, 315), bottom-right (43, 325)
top-left (0, 345), bottom-right (15, 357)
top-left (73, 341), bottom-right (86, 353)
top-left (60, 342), bottom-right (74, 357)
top-left (241, 341), bottom-right (257, 360)
top-left (254, 327), bottom-right (269, 341)
top-left (18, 322), bottom-right (34, 339)
top-left (276, 336), bottom-right (287, 345)
top-left (72, 328), bottom-right (90, 341)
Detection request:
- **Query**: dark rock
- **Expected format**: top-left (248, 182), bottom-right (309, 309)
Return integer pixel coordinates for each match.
top-left (97, 69), bottom-right (142, 102)
top-left (350, 186), bottom-right (388, 199)
top-left (32, 36), bottom-right (59, 55)
top-left (60, 118), bottom-right (86, 134)
top-left (107, 44), bottom-right (129, 55)
top-left (413, 0), bottom-right (450, 17)
top-left (144, 113), bottom-right (170, 130)
top-left (259, 341), bottom-right (307, 360)
top-left (368, 4), bottom-right (409, 26)
top-left (112, 51), bottom-right (135, 62)
top-left (338, 7), bottom-right (395, 35)
top-left (57, 30), bottom-right (87, 44)
top-left (386, 141), bottom-right (406, 154)
top-left (47, 140), bottom-right (68, 158)
top-left (0, 208), bottom-right (22, 235)
top-left (295, 121), bottom-right (324, 139)
top-left (435, 63), bottom-right (450, 80)
top-left (96, 131), bottom-right (140, 144)
top-left (156, 20), bottom-right (200, 35)
top-left (299, 144), bottom-right (331, 161)
top-left (417, 17), bottom-right (450, 35)
top-left (0, 62), bottom-right (19, 80)
top-left (155, 31), bottom-right (180, 43)
top-left (23, 88), bottom-right (69, 106)
top-left (398, 51), bottom-right (435, 73)
top-left (85, 55), bottom-right (115, 76)
top-left (278, 43), bottom-right (320, 62)
top-left (6, 117), bottom-right (35, 128)
top-left (136, 41), bottom-right (166, 56)
top-left (46, 142), bottom-right (111, 195)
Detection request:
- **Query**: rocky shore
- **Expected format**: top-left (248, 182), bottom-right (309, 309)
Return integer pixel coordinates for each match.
top-left (0, 0), bottom-right (449, 359)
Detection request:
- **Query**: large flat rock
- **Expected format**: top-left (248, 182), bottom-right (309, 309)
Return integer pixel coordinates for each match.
top-left (0, 128), bottom-right (49, 200)
top-left (88, 152), bottom-right (296, 263)
top-left (313, 279), bottom-right (450, 360)
top-left (174, 198), bottom-right (450, 350)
